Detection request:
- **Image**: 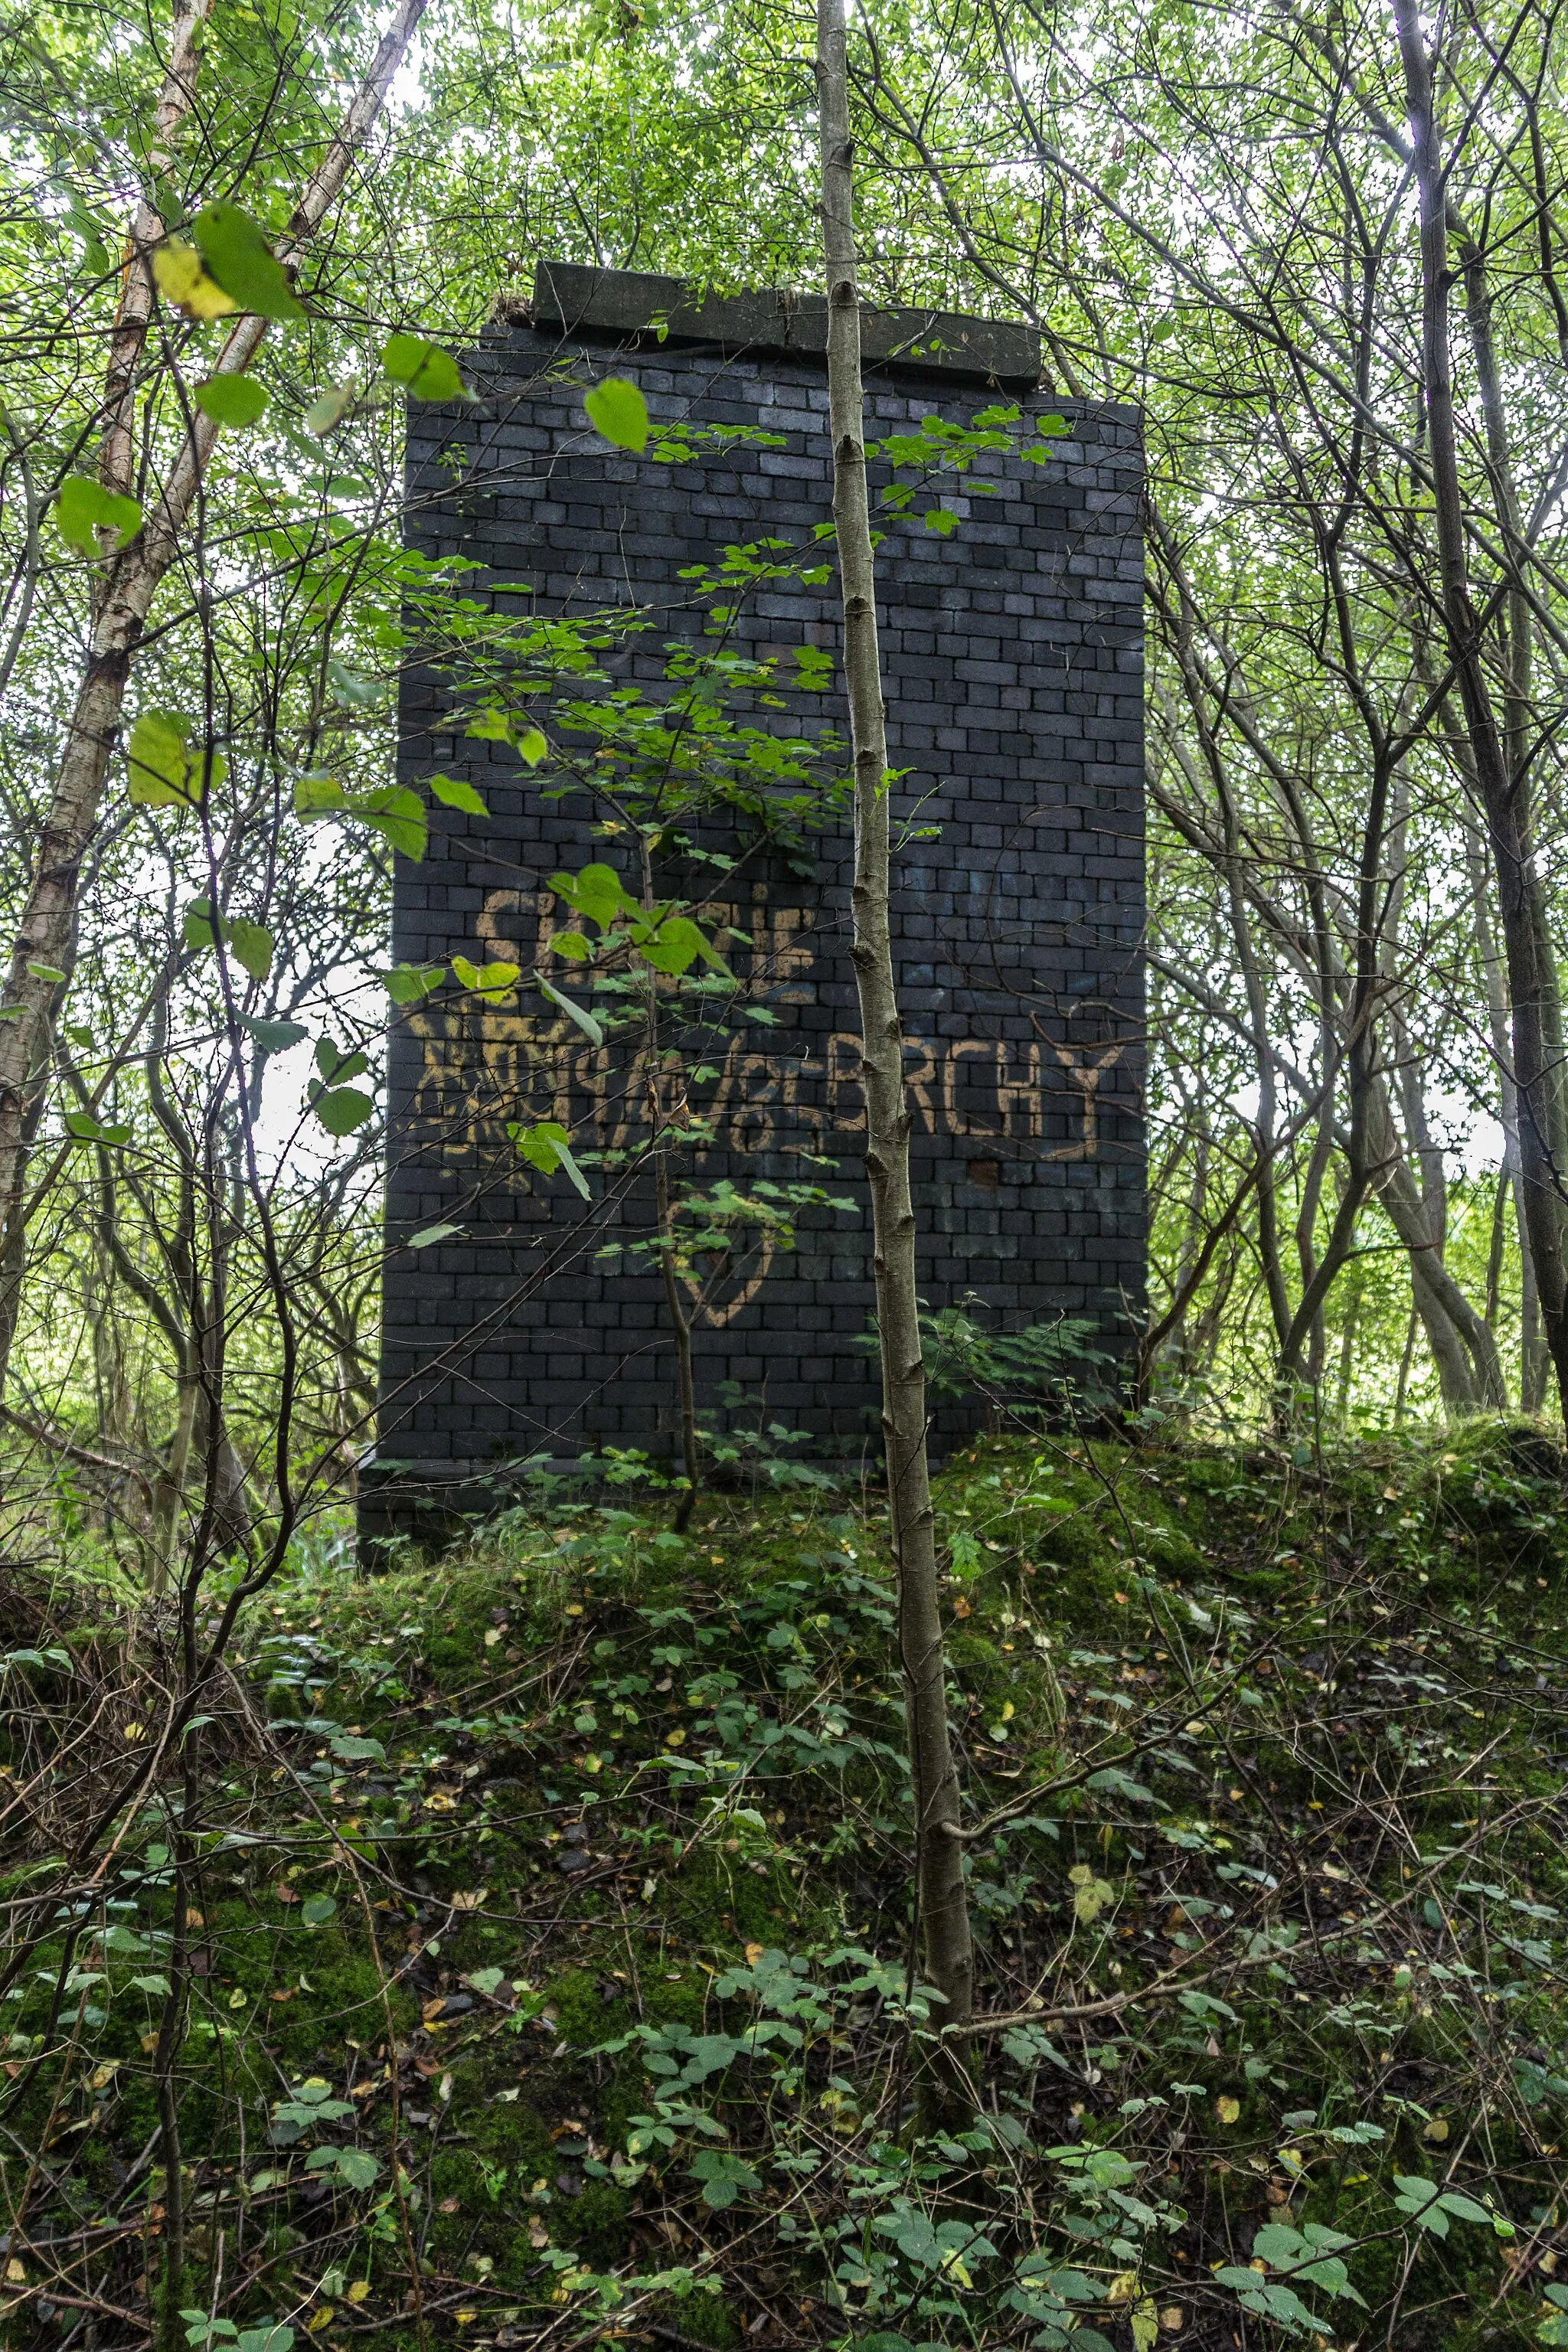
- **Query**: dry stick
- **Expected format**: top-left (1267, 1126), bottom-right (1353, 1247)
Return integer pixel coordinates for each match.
top-left (814, 0), bottom-right (973, 2120)
top-left (0, 0), bottom-right (430, 1406)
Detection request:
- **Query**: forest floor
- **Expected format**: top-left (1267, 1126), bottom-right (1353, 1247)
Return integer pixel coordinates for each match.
top-left (6, 1419), bottom-right (1568, 2352)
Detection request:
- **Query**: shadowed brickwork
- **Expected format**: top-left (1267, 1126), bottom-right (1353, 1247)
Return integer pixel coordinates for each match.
top-left (364, 264), bottom-right (1145, 1537)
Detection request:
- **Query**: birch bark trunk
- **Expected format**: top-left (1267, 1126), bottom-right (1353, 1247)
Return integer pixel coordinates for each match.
top-left (0, 0), bottom-right (430, 1396)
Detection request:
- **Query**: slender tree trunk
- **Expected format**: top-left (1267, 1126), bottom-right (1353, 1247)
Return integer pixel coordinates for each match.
top-left (816, 0), bottom-right (972, 2116)
top-left (0, 0), bottom-right (430, 1400)
top-left (1395, 0), bottom-right (1568, 1424)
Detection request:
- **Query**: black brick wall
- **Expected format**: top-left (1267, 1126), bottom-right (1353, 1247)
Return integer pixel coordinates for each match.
top-left (364, 282), bottom-right (1145, 1534)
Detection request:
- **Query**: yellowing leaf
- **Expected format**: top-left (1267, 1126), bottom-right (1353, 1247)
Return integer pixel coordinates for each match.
top-left (345, 2282), bottom-right (370, 2306)
top-left (1216, 2094), bottom-right (1241, 2125)
top-left (308, 2308), bottom-right (334, 2333)
top-left (1130, 2298), bottom-right (1159, 2352)
top-left (152, 237), bottom-right (238, 320)
top-left (1423, 2116), bottom-right (1450, 2143)
top-left (1068, 1864), bottom-right (1115, 1923)
top-left (665, 1728), bottom-right (686, 1748)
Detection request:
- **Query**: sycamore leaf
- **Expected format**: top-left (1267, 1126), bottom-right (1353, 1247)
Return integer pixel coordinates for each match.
top-left (56, 475), bottom-right (143, 558)
top-left (152, 237), bottom-right (238, 319)
top-left (428, 772), bottom-right (488, 817)
top-left (381, 334), bottom-right (466, 400)
top-left (536, 972), bottom-right (603, 1047)
top-left (508, 1119), bottom-right (590, 1199)
top-left (584, 376), bottom-right (648, 452)
top-left (194, 374), bottom-right (268, 428)
top-left (191, 203), bottom-right (303, 319)
top-left (924, 507), bottom-right (959, 536)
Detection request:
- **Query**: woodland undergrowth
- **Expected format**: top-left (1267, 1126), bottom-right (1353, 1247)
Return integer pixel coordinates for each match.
top-left (5, 1421), bottom-right (1568, 2352)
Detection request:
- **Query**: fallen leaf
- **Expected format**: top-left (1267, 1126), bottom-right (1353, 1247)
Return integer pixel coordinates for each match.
top-left (1216, 2095), bottom-right (1241, 2125)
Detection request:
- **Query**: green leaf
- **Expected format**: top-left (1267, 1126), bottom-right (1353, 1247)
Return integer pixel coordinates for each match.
top-left (304, 377), bottom-right (358, 436)
top-left (381, 334), bottom-right (466, 400)
top-left (300, 1896), bottom-right (336, 1926)
top-left (56, 475), bottom-right (143, 558)
top-left (27, 962), bottom-right (66, 984)
top-left (63, 1109), bottom-right (132, 1145)
top-left (191, 202), bottom-right (304, 319)
top-left (315, 1040), bottom-right (369, 1085)
top-left (313, 1087), bottom-right (374, 1137)
top-left (451, 954), bottom-right (519, 1000)
top-left (194, 374), bottom-right (268, 428)
top-left (428, 772), bottom-right (488, 817)
top-left (515, 726), bottom-right (547, 766)
top-left (329, 1734), bottom-right (385, 1761)
top-left (924, 508), bottom-right (959, 536)
top-left (296, 774), bottom-right (426, 861)
top-left (326, 656), bottom-right (383, 708)
top-left (354, 786), bottom-right (427, 862)
top-left (466, 1967), bottom-right (505, 1994)
top-left (550, 862), bottom-right (642, 929)
top-left (536, 973), bottom-right (603, 1047)
top-left (584, 376), bottom-right (648, 452)
top-left (508, 1119), bottom-right (591, 1199)
top-left (410, 1223), bottom-right (462, 1248)
top-left (229, 920), bottom-right (274, 980)
top-left (184, 898), bottom-right (224, 952)
top-left (241, 1016), bottom-right (307, 1054)
top-left (129, 1972), bottom-right (172, 1995)
top-left (383, 962), bottom-right (444, 1004)
top-left (635, 914), bottom-right (728, 977)
top-left (463, 708), bottom-right (511, 741)
top-left (129, 710), bottom-right (212, 808)
top-left (334, 2148), bottom-right (381, 2189)
top-left (293, 772), bottom-right (346, 817)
